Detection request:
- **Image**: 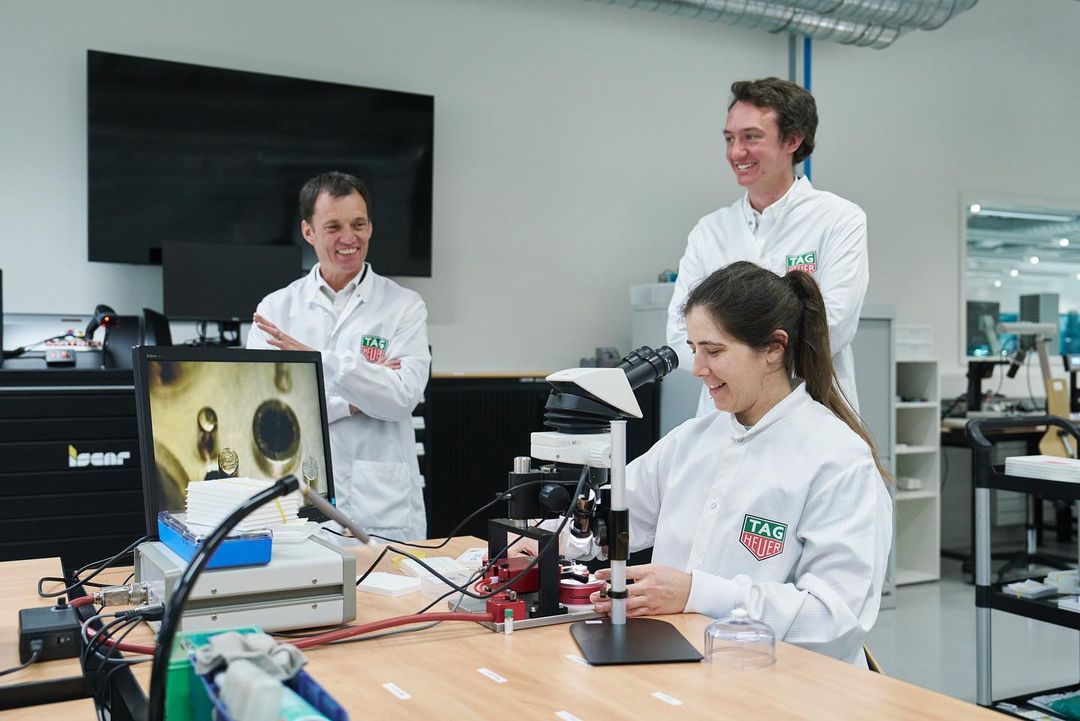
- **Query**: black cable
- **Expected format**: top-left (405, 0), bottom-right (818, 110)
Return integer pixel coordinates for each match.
top-left (38, 536), bottom-right (147, 599)
top-left (1026, 351), bottom-right (1037, 410)
top-left (86, 617), bottom-right (140, 721)
top-left (369, 485), bottom-right (525, 548)
top-left (85, 617), bottom-right (138, 694)
top-left (148, 476), bottom-right (301, 721)
top-left (95, 617), bottom-right (148, 716)
top-left (0, 649), bottom-right (40, 677)
top-left (348, 479), bottom-right (555, 588)
top-left (338, 478), bottom-right (555, 550)
top-left (380, 467), bottom-right (588, 601)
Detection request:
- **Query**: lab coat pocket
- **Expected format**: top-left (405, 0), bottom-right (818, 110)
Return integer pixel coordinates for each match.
top-left (350, 459), bottom-right (411, 531)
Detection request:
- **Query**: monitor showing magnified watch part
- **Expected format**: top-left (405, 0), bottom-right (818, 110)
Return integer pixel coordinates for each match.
top-left (133, 346), bottom-right (336, 537)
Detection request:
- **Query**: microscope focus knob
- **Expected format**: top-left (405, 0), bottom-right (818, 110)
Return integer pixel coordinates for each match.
top-left (587, 442), bottom-right (611, 468)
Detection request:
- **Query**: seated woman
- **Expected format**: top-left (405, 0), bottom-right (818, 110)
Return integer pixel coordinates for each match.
top-left (566, 261), bottom-right (892, 666)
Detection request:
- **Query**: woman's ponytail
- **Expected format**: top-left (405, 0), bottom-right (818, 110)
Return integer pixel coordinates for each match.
top-left (685, 262), bottom-right (890, 483)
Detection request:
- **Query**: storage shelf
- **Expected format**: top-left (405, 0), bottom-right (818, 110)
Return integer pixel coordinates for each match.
top-left (993, 681), bottom-right (1080, 719)
top-left (895, 445), bottom-right (938, 455)
top-left (985, 465), bottom-right (1080, 502)
top-left (985, 576), bottom-right (1080, 630)
top-left (895, 568), bottom-right (939, 586)
top-left (893, 357), bottom-right (941, 590)
top-left (895, 489), bottom-right (937, 501)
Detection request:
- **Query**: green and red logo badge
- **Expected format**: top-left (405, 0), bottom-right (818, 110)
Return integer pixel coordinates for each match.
top-left (360, 335), bottom-right (389, 363)
top-left (786, 251), bottom-right (817, 274)
top-left (740, 515), bottom-right (787, 561)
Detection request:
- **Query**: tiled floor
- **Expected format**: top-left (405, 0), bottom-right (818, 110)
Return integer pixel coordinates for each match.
top-left (867, 558), bottom-right (1078, 704)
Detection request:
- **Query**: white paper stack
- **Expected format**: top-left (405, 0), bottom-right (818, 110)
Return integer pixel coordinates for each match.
top-left (357, 572), bottom-right (421, 597)
top-left (399, 556), bottom-right (472, 598)
top-left (1057, 595), bottom-right (1080, 613)
top-left (185, 477), bottom-right (302, 532)
top-left (1003, 579), bottom-right (1058, 599)
top-left (1004, 455), bottom-right (1080, 483)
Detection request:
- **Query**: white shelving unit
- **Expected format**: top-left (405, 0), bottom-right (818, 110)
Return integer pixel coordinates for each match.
top-left (894, 359), bottom-right (941, 585)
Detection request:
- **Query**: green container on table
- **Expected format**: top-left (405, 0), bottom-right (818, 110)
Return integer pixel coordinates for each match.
top-left (164, 626), bottom-right (262, 721)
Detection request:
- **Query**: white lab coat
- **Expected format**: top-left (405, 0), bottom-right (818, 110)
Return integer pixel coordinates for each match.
top-left (566, 383), bottom-right (892, 665)
top-left (666, 177), bottom-right (868, 415)
top-left (248, 263), bottom-right (430, 541)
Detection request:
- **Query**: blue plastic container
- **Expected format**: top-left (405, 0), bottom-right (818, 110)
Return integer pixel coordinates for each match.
top-left (157, 511), bottom-right (272, 569)
top-left (197, 664), bottom-right (350, 721)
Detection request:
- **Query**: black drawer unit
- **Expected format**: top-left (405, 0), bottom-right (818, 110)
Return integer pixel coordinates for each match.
top-left (0, 368), bottom-right (144, 571)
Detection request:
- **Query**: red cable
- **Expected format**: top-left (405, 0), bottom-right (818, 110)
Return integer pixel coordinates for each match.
top-left (84, 624), bottom-right (155, 656)
top-left (291, 612), bottom-right (494, 649)
top-left (83, 610), bottom-right (493, 656)
top-left (71, 595), bottom-right (95, 608)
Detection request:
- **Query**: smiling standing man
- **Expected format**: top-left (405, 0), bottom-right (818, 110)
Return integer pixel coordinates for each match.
top-left (667, 77), bottom-right (868, 416)
top-left (248, 171), bottom-right (431, 542)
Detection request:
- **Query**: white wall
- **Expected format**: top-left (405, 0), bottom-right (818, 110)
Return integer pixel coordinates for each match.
top-left (0, 0), bottom-right (781, 372)
top-left (809, 0), bottom-right (1080, 396)
top-left (4, 0), bottom-right (1079, 380)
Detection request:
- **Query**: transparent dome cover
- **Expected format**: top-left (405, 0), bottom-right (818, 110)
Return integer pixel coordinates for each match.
top-left (704, 607), bottom-right (776, 670)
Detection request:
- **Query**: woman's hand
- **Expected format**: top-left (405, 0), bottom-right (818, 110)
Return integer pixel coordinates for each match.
top-left (589, 564), bottom-right (692, 617)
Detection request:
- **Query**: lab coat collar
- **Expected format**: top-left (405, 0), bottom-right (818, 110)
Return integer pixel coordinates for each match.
top-left (739, 175), bottom-right (811, 230)
top-left (725, 380), bottom-right (813, 442)
top-left (307, 263), bottom-right (371, 308)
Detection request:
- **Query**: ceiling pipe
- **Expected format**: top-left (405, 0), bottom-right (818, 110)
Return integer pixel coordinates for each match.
top-left (586, 0), bottom-right (980, 48)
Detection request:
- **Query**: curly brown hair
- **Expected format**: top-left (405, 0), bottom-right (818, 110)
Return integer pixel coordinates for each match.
top-left (730, 77), bottom-right (817, 165)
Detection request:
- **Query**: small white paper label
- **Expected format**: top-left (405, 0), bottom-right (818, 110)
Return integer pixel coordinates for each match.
top-left (556, 712), bottom-right (584, 721)
top-left (651, 691), bottom-right (683, 706)
top-left (456, 546), bottom-right (487, 565)
top-left (584, 619), bottom-right (603, 625)
top-left (477, 667), bottom-right (508, 684)
top-left (382, 683), bottom-right (410, 700)
top-left (565, 654), bottom-right (590, 666)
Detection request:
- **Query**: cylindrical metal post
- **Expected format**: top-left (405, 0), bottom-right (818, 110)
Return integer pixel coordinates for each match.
top-left (609, 420), bottom-right (627, 626)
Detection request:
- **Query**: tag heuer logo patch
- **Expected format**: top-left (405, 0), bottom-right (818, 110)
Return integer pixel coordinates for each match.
top-left (786, 251), bottom-right (817, 274)
top-left (360, 335), bottom-right (388, 363)
top-left (740, 514), bottom-right (787, 561)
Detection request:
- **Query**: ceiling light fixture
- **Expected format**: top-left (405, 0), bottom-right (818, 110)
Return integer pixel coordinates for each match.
top-left (1060, 238), bottom-right (1071, 247)
top-left (1010, 269), bottom-right (1020, 277)
top-left (974, 208), bottom-right (1075, 222)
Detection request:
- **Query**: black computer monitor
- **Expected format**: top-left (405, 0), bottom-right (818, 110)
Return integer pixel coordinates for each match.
top-left (162, 241), bottom-right (302, 322)
top-left (132, 346), bottom-right (336, 538)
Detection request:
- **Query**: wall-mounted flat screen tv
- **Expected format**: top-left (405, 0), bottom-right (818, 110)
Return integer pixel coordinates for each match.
top-left (87, 50), bottom-right (433, 277)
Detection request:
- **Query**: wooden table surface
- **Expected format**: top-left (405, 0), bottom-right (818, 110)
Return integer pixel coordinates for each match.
top-left (2, 539), bottom-right (1004, 720)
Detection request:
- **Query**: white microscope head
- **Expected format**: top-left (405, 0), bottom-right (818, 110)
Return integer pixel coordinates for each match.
top-left (545, 367), bottom-right (642, 419)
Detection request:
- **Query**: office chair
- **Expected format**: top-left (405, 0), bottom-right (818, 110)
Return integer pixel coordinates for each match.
top-left (141, 308), bottom-right (172, 346)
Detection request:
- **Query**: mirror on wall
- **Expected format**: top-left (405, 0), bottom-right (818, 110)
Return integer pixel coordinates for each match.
top-left (964, 199), bottom-right (1080, 358)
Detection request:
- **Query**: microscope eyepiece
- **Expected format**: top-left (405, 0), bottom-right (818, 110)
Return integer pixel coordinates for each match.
top-left (617, 345), bottom-right (679, 390)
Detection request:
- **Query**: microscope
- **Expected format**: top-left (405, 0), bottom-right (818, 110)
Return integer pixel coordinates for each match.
top-left (482, 345), bottom-right (702, 662)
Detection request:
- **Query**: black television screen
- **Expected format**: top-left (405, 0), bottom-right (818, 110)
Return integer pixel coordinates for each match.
top-left (163, 241), bottom-right (302, 322)
top-left (87, 50), bottom-right (433, 276)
